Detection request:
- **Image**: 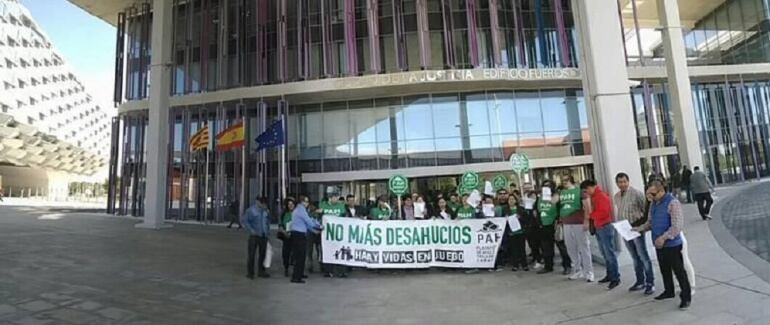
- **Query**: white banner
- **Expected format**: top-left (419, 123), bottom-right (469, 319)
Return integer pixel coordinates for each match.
top-left (321, 216), bottom-right (508, 269)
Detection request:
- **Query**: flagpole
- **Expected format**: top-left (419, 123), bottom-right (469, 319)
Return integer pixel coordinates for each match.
top-left (204, 123), bottom-right (210, 224)
top-left (240, 114), bottom-right (247, 218)
top-left (279, 100), bottom-right (288, 204)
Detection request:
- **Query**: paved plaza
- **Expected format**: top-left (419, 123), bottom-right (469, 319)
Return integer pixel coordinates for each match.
top-left (2, 187), bottom-right (770, 325)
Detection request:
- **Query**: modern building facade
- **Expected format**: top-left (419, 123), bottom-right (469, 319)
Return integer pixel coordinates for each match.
top-left (69, 0), bottom-right (770, 226)
top-left (0, 0), bottom-right (110, 198)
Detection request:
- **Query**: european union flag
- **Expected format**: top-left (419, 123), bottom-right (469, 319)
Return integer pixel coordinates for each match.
top-left (255, 119), bottom-right (284, 151)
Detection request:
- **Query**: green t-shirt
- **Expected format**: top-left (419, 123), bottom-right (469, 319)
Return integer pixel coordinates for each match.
top-left (448, 202), bottom-right (462, 212)
top-left (369, 207), bottom-right (391, 220)
top-left (558, 187), bottom-right (582, 218)
top-left (319, 201), bottom-right (346, 219)
top-left (538, 199), bottom-right (558, 226)
top-left (455, 206), bottom-right (476, 219)
top-left (281, 211), bottom-right (293, 229)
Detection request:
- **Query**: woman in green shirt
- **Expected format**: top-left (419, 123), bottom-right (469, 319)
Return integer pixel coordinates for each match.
top-left (504, 195), bottom-right (528, 271)
top-left (368, 196), bottom-right (393, 220)
top-left (278, 198), bottom-right (296, 277)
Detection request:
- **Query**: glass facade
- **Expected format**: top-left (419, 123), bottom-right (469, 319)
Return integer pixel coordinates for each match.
top-left (113, 0), bottom-right (579, 103)
top-left (291, 90), bottom-right (589, 174)
top-left (621, 0), bottom-right (770, 66)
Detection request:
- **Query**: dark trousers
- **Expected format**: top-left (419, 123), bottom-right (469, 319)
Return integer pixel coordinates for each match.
top-left (247, 235), bottom-right (268, 276)
top-left (525, 229), bottom-right (542, 263)
top-left (510, 233), bottom-right (527, 268)
top-left (694, 192), bottom-right (713, 219)
top-left (540, 225), bottom-right (556, 270)
top-left (495, 231), bottom-right (511, 267)
top-left (307, 232), bottom-right (321, 272)
top-left (684, 184), bottom-right (692, 203)
top-left (656, 245), bottom-right (691, 302)
top-left (279, 236), bottom-right (293, 270)
top-left (556, 240), bottom-right (571, 270)
top-left (291, 231), bottom-right (308, 281)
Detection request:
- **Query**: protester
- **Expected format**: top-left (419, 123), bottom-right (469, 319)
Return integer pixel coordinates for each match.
top-left (414, 195), bottom-right (428, 220)
top-left (535, 180), bottom-right (559, 274)
top-left (242, 197), bottom-right (271, 279)
top-left (614, 172), bottom-right (655, 295)
top-left (278, 198), bottom-right (295, 277)
top-left (434, 197), bottom-right (458, 220)
top-left (227, 198), bottom-right (242, 229)
top-left (634, 181), bottom-right (691, 309)
top-left (581, 179), bottom-right (620, 289)
top-left (556, 175), bottom-right (593, 282)
top-left (369, 195), bottom-right (392, 220)
top-left (681, 165), bottom-right (693, 203)
top-left (506, 195), bottom-right (528, 271)
top-left (448, 193), bottom-right (462, 213)
top-left (306, 201), bottom-right (322, 273)
top-left (402, 196), bottom-right (415, 220)
top-left (318, 195), bottom-right (347, 278)
top-left (519, 184), bottom-right (542, 269)
top-left (482, 196), bottom-right (497, 218)
top-left (290, 195), bottom-right (323, 284)
top-left (690, 166), bottom-right (714, 220)
top-left (345, 194), bottom-right (365, 219)
top-left (453, 195), bottom-right (473, 220)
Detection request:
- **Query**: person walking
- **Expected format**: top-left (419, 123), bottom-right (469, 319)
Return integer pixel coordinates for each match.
top-left (582, 179), bottom-right (620, 290)
top-left (242, 197), bottom-right (271, 279)
top-left (634, 181), bottom-right (692, 309)
top-left (681, 165), bottom-right (693, 203)
top-left (290, 195), bottom-right (323, 284)
top-left (278, 198), bottom-right (295, 277)
top-left (690, 166), bottom-right (714, 220)
top-left (614, 173), bottom-right (655, 295)
top-left (556, 175), bottom-right (593, 282)
top-left (227, 198), bottom-right (242, 229)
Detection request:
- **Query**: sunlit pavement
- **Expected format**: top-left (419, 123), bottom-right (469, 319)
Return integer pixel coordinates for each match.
top-left (1, 190), bottom-right (769, 325)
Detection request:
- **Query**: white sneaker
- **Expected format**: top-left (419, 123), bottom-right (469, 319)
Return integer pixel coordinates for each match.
top-left (568, 271), bottom-right (583, 280)
top-left (534, 262), bottom-right (544, 270)
top-left (584, 272), bottom-right (595, 282)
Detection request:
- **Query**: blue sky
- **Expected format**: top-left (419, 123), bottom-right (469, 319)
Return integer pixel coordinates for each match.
top-left (21, 0), bottom-right (116, 113)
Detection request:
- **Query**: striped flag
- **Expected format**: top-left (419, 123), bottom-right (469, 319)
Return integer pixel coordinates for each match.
top-left (215, 121), bottom-right (245, 152)
top-left (190, 125), bottom-right (210, 151)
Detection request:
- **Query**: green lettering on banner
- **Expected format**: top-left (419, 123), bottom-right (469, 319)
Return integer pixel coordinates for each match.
top-left (395, 227), bottom-right (405, 246)
top-left (431, 226), bottom-right (440, 244)
top-left (325, 223), bottom-right (336, 241)
top-left (373, 228), bottom-right (383, 245)
top-left (402, 227), bottom-right (412, 245)
top-left (462, 226), bottom-right (472, 244)
top-left (440, 226), bottom-right (449, 244)
top-left (386, 228), bottom-right (395, 245)
top-left (349, 225), bottom-right (361, 244)
top-left (364, 226), bottom-right (374, 245)
top-left (452, 226), bottom-right (462, 244)
top-left (421, 227), bottom-right (431, 245)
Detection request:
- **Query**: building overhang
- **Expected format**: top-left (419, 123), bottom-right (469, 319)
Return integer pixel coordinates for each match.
top-left (0, 113), bottom-right (105, 176)
top-left (68, 0), bottom-right (134, 26)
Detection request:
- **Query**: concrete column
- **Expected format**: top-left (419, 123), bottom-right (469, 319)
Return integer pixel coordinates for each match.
top-left (572, 0), bottom-right (644, 192)
top-left (657, 0), bottom-right (703, 170)
top-left (137, 0), bottom-right (174, 229)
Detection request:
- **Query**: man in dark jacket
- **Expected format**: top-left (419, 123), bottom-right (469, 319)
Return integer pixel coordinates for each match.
top-left (344, 194), bottom-right (365, 218)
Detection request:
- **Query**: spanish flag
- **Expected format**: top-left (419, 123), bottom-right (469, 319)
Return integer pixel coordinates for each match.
top-left (190, 125), bottom-right (210, 151)
top-left (215, 121), bottom-right (245, 152)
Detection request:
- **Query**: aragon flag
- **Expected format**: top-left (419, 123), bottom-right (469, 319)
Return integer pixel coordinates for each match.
top-left (215, 121), bottom-right (245, 152)
top-left (189, 125), bottom-right (210, 151)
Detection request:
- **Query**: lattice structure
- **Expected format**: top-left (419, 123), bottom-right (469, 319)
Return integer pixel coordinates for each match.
top-left (0, 0), bottom-right (109, 175)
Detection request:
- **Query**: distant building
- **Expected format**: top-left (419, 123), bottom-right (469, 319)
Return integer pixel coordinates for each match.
top-left (0, 0), bottom-right (110, 199)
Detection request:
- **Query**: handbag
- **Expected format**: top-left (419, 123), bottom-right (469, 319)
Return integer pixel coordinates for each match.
top-left (263, 241), bottom-right (273, 268)
top-left (555, 223), bottom-right (564, 241)
top-left (589, 219), bottom-right (596, 236)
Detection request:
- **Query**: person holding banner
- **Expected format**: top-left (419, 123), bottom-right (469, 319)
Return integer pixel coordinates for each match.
top-left (402, 196), bottom-right (416, 220)
top-left (448, 193), bottom-right (462, 213)
top-left (556, 175), bottom-right (594, 282)
top-left (344, 194), bottom-right (366, 219)
top-left (290, 196), bottom-right (323, 284)
top-left (318, 195), bottom-right (347, 278)
top-left (433, 197), bottom-right (457, 220)
top-left (278, 198), bottom-right (296, 277)
top-left (454, 195), bottom-right (474, 220)
top-left (369, 196), bottom-right (393, 220)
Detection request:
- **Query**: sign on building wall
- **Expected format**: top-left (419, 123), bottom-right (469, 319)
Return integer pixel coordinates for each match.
top-left (338, 68), bottom-right (581, 88)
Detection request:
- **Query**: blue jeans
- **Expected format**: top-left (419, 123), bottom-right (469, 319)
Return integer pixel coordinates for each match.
top-left (625, 234), bottom-right (655, 288)
top-left (596, 225), bottom-right (620, 281)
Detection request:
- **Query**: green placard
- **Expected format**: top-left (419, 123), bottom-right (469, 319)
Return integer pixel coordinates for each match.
top-left (389, 175), bottom-right (409, 195)
top-left (460, 171), bottom-right (480, 190)
top-left (493, 174), bottom-right (508, 191)
top-left (510, 153), bottom-right (530, 174)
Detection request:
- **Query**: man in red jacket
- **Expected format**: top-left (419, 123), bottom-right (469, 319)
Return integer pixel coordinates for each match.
top-left (581, 179), bottom-right (620, 290)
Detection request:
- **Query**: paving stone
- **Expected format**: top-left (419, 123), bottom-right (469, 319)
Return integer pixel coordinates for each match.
top-left (16, 300), bottom-right (56, 312)
top-left (43, 308), bottom-right (100, 324)
top-left (12, 316), bottom-right (52, 325)
top-left (0, 304), bottom-right (18, 316)
top-left (97, 307), bottom-right (135, 320)
top-left (70, 301), bottom-right (102, 311)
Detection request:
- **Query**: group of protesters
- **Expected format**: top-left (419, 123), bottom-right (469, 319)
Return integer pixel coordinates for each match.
top-left (242, 170), bottom-right (699, 309)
